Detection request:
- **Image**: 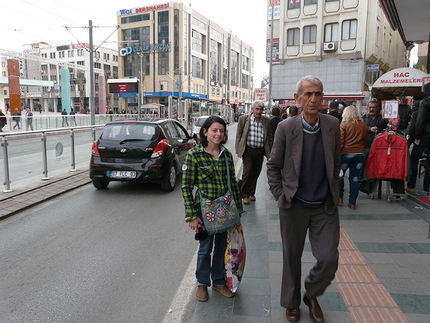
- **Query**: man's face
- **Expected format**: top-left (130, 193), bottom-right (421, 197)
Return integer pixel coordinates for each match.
top-left (294, 80), bottom-right (323, 117)
top-left (252, 104), bottom-right (264, 120)
top-left (367, 103), bottom-right (379, 116)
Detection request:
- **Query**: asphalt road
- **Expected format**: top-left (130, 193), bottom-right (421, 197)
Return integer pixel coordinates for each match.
top-left (0, 122), bottom-right (239, 323)
top-left (0, 181), bottom-right (198, 323)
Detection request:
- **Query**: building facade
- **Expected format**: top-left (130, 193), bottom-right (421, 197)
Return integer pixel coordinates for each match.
top-left (1, 43), bottom-right (119, 114)
top-left (266, 0), bottom-right (409, 110)
top-left (116, 2), bottom-right (254, 120)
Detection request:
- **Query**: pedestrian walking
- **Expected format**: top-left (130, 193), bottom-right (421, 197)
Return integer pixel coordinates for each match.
top-left (0, 108), bottom-right (7, 132)
top-left (12, 108), bottom-right (21, 130)
top-left (69, 110), bottom-right (77, 126)
top-left (267, 75), bottom-right (341, 323)
top-left (182, 115), bottom-right (243, 302)
top-left (61, 109), bottom-right (69, 127)
top-left (270, 106), bottom-right (283, 138)
top-left (338, 105), bottom-right (368, 210)
top-left (25, 108), bottom-right (34, 131)
top-left (235, 100), bottom-right (273, 204)
top-left (406, 83), bottom-right (430, 195)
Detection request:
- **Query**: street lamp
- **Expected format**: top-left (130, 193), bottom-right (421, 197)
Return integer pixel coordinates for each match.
top-left (138, 52), bottom-right (144, 118)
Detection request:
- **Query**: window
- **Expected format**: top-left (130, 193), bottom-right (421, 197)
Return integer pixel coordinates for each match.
top-left (287, 28), bottom-right (300, 46)
top-left (342, 19), bottom-right (357, 40)
top-left (303, 25), bottom-right (317, 44)
top-left (288, 0), bottom-right (301, 9)
top-left (210, 39), bottom-right (219, 83)
top-left (304, 0), bottom-right (317, 4)
top-left (158, 52), bottom-right (169, 75)
top-left (324, 23), bottom-right (339, 42)
top-left (230, 51), bottom-right (238, 86)
top-left (121, 14), bottom-right (150, 24)
top-left (192, 30), bottom-right (203, 53)
top-left (192, 56), bottom-right (202, 78)
top-left (158, 11), bottom-right (169, 44)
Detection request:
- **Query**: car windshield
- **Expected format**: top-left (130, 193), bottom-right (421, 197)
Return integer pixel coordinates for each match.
top-left (196, 117), bottom-right (208, 126)
top-left (101, 123), bottom-right (158, 141)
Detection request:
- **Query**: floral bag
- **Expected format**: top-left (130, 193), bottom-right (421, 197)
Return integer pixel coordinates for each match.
top-left (225, 224), bottom-right (246, 292)
top-left (199, 157), bottom-right (241, 235)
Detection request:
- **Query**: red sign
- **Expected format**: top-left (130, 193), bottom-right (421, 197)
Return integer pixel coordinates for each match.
top-left (254, 88), bottom-right (268, 101)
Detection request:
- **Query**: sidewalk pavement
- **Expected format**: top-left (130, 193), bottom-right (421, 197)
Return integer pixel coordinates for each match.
top-left (1, 164), bottom-right (429, 323)
top-left (190, 162), bottom-right (430, 323)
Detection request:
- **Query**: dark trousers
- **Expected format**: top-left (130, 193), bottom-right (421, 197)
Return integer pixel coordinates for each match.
top-left (241, 146), bottom-right (264, 198)
top-left (279, 202), bottom-right (340, 309)
top-left (407, 134), bottom-right (430, 191)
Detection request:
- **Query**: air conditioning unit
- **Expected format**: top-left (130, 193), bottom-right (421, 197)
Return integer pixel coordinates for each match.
top-left (323, 42), bottom-right (337, 51)
top-left (160, 81), bottom-right (167, 91)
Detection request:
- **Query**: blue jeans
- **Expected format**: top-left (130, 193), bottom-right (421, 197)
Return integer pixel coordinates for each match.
top-left (340, 153), bottom-right (365, 205)
top-left (196, 231), bottom-right (227, 286)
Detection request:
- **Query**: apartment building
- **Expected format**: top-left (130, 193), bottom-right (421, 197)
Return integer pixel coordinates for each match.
top-left (115, 2), bottom-right (254, 119)
top-left (1, 42), bottom-right (119, 113)
top-left (267, 0), bottom-right (409, 110)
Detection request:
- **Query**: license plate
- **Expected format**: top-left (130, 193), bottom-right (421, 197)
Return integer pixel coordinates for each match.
top-left (109, 171), bottom-right (137, 179)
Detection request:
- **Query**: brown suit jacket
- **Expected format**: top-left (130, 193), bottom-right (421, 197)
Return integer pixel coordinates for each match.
top-left (235, 113), bottom-right (273, 158)
top-left (266, 113), bottom-right (341, 213)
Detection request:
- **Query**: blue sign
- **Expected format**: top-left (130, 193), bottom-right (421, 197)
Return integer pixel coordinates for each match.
top-left (118, 93), bottom-right (138, 98)
top-left (367, 64), bottom-right (380, 72)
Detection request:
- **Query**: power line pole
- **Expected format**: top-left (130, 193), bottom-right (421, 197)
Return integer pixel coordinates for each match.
top-left (88, 20), bottom-right (95, 125)
top-left (268, 0), bottom-right (274, 112)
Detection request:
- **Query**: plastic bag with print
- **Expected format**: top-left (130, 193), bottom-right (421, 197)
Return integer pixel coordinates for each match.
top-left (224, 224), bottom-right (246, 293)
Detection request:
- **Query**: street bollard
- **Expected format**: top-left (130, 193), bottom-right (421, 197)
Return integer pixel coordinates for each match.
top-left (41, 133), bottom-right (49, 180)
top-left (1, 137), bottom-right (13, 192)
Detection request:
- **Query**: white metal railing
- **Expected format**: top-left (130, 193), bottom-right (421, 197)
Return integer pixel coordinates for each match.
top-left (0, 126), bottom-right (104, 193)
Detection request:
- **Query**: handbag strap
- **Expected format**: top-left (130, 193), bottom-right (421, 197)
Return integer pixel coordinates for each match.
top-left (224, 153), bottom-right (232, 192)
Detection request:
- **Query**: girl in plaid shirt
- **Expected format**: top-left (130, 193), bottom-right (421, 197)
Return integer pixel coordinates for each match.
top-left (182, 115), bottom-right (242, 302)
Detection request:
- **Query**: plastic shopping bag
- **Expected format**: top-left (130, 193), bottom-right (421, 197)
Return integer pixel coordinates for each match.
top-left (224, 224), bottom-right (246, 293)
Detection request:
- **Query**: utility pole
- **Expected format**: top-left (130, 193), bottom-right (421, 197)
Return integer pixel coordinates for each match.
top-left (89, 20), bottom-right (95, 125)
top-left (268, 0), bottom-right (274, 112)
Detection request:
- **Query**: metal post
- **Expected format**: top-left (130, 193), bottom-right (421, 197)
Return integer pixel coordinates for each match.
top-left (89, 20), bottom-right (95, 125)
top-left (70, 129), bottom-right (76, 172)
top-left (179, 67), bottom-right (183, 120)
top-left (268, 0), bottom-right (274, 112)
top-left (41, 133), bottom-right (49, 180)
top-left (1, 137), bottom-right (13, 192)
top-left (139, 52), bottom-right (143, 119)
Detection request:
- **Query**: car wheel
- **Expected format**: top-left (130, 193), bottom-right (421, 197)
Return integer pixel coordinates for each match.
top-left (161, 163), bottom-right (176, 192)
top-left (92, 179), bottom-right (109, 189)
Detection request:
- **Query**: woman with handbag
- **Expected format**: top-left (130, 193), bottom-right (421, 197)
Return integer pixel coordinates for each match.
top-left (182, 115), bottom-right (243, 302)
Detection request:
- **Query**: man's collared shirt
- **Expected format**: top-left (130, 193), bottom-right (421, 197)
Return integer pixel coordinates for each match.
top-left (247, 114), bottom-right (264, 148)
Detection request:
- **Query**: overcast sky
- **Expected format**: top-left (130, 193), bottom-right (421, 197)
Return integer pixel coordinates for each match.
top-left (0, 0), bottom-right (269, 83)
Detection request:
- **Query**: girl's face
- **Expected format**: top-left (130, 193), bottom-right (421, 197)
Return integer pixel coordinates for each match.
top-left (203, 122), bottom-right (225, 145)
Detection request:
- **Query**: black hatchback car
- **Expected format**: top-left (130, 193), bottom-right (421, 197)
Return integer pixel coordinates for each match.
top-left (90, 119), bottom-right (197, 191)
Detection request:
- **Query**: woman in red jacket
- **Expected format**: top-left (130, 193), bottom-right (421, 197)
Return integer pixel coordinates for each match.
top-left (338, 106), bottom-right (368, 210)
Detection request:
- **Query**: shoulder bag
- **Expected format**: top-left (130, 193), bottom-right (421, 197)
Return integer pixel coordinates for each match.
top-left (199, 156), bottom-right (241, 235)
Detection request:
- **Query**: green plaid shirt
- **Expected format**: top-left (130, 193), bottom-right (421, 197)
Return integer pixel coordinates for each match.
top-left (182, 144), bottom-right (243, 222)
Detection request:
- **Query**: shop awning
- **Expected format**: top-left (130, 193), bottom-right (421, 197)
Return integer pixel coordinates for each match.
top-left (372, 67), bottom-right (429, 99)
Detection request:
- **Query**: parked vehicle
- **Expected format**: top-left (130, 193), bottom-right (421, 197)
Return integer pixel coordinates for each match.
top-left (90, 119), bottom-right (197, 191)
top-left (192, 115), bottom-right (228, 140)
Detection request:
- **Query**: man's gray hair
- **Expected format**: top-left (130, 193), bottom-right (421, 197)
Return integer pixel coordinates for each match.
top-left (296, 75), bottom-right (323, 94)
top-left (253, 100), bottom-right (265, 108)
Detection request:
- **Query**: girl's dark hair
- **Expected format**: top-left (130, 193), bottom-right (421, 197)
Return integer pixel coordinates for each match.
top-left (199, 115), bottom-right (227, 147)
